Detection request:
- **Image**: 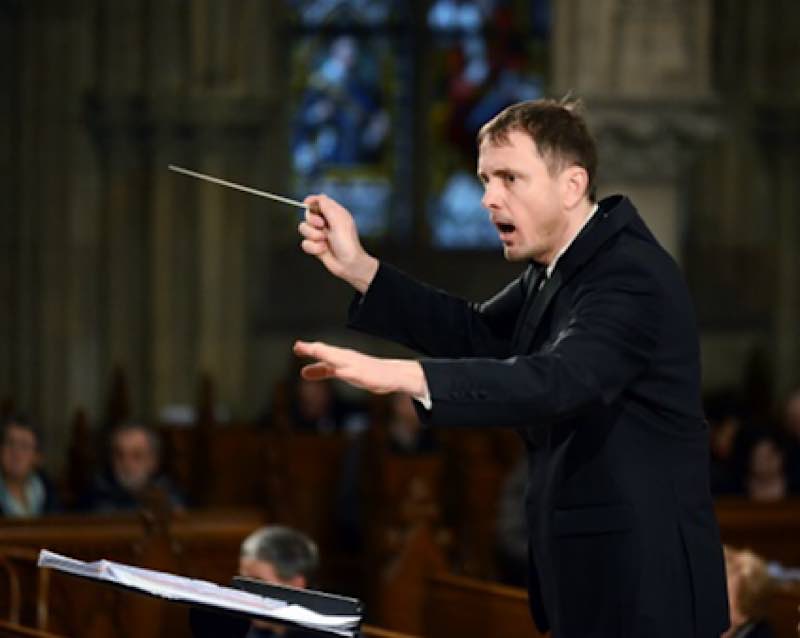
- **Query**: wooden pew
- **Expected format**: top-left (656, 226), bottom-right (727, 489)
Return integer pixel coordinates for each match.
top-left (716, 498), bottom-right (800, 567)
top-left (0, 547), bottom-right (50, 632)
top-left (768, 581), bottom-right (800, 638)
top-left (422, 573), bottom-right (799, 638)
top-left (0, 508), bottom-right (266, 638)
top-left (369, 510), bottom-right (449, 633)
top-left (0, 620), bottom-right (64, 638)
top-left (424, 572), bottom-right (544, 638)
top-left (159, 423), bottom-right (270, 507)
top-left (361, 624), bottom-right (420, 638)
top-left (439, 428), bottom-right (524, 579)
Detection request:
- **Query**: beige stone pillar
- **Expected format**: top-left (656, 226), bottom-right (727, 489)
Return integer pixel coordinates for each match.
top-left (552, 0), bottom-right (717, 262)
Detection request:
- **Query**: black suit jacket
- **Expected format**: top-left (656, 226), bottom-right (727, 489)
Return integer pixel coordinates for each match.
top-left (348, 195), bottom-right (729, 637)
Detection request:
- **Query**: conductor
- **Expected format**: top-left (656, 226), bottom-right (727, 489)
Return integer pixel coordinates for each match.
top-left (295, 98), bottom-right (729, 637)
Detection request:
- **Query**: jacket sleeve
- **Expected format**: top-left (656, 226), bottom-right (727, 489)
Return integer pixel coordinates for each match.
top-left (347, 262), bottom-right (527, 358)
top-left (418, 259), bottom-right (663, 428)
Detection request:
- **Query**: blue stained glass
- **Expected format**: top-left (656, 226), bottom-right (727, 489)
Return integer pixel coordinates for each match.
top-left (431, 170), bottom-right (500, 248)
top-left (427, 0), bottom-right (550, 249)
top-left (285, 0), bottom-right (549, 247)
top-left (288, 17), bottom-right (399, 237)
top-left (292, 36), bottom-right (390, 174)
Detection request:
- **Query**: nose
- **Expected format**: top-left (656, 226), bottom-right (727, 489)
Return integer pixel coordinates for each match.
top-left (481, 182), bottom-right (501, 211)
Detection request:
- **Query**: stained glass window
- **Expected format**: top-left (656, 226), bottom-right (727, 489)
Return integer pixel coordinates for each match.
top-left (286, 0), bottom-right (550, 247)
top-left (287, 1), bottom-right (409, 238)
top-left (427, 0), bottom-right (550, 248)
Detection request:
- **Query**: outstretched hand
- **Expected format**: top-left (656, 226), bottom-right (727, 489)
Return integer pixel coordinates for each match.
top-left (293, 340), bottom-right (427, 398)
top-left (299, 194), bottom-right (378, 294)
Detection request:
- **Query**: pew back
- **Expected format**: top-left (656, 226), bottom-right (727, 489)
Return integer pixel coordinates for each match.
top-left (0, 508), bottom-right (266, 638)
top-left (716, 498), bottom-right (800, 567)
top-left (424, 572), bottom-right (544, 638)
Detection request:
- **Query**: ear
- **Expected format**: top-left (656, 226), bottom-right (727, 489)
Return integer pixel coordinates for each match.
top-left (560, 165), bottom-right (589, 209)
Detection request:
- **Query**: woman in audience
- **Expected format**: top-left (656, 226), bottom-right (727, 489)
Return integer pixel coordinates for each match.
top-left (723, 546), bottom-right (776, 638)
top-left (0, 416), bottom-right (60, 517)
top-left (705, 389), bottom-right (747, 495)
top-left (744, 433), bottom-right (789, 502)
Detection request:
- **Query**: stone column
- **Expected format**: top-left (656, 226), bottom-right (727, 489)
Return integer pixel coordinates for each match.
top-left (552, 0), bottom-right (717, 262)
top-left (16, 0), bottom-right (104, 467)
top-left (0, 3), bottom-right (23, 403)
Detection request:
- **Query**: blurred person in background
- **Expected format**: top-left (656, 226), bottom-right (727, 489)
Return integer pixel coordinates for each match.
top-left (239, 526), bottom-right (320, 638)
top-left (723, 546), bottom-right (776, 638)
top-left (287, 377), bottom-right (366, 434)
top-left (705, 389), bottom-right (747, 495)
top-left (79, 422), bottom-right (185, 512)
top-left (744, 432), bottom-right (789, 503)
top-left (0, 416), bottom-right (59, 517)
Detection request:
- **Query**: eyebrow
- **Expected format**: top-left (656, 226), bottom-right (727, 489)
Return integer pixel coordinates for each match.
top-left (477, 168), bottom-right (518, 181)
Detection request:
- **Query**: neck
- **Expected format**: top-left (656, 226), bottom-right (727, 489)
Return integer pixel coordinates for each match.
top-left (541, 199), bottom-right (596, 266)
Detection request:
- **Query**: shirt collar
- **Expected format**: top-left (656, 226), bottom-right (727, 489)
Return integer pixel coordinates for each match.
top-left (545, 203), bottom-right (599, 278)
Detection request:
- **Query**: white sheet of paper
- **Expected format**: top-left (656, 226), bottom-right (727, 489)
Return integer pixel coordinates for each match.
top-left (37, 549), bottom-right (359, 634)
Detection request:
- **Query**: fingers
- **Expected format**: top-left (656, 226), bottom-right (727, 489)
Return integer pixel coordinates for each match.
top-left (293, 340), bottom-right (318, 359)
top-left (293, 340), bottom-right (347, 363)
top-left (304, 206), bottom-right (327, 229)
top-left (301, 239), bottom-right (327, 256)
top-left (303, 193), bottom-right (352, 230)
top-left (301, 362), bottom-right (336, 380)
top-left (298, 221), bottom-right (326, 242)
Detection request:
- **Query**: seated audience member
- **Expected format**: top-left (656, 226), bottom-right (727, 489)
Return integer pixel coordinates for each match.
top-left (239, 526), bottom-right (320, 638)
top-left (288, 377), bottom-right (366, 434)
top-left (723, 546), bottom-right (776, 638)
top-left (744, 432), bottom-right (789, 502)
top-left (0, 416), bottom-right (59, 517)
top-left (80, 422), bottom-right (185, 512)
top-left (385, 393), bottom-right (437, 455)
top-left (782, 386), bottom-right (800, 492)
top-left (705, 389), bottom-right (747, 495)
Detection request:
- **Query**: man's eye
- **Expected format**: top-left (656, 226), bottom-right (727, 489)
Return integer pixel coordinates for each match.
top-left (504, 174), bottom-right (516, 183)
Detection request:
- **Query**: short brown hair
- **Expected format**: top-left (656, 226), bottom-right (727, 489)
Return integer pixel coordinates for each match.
top-left (477, 98), bottom-right (598, 202)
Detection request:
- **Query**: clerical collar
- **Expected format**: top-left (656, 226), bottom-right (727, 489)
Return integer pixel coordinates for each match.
top-left (545, 202), bottom-right (599, 279)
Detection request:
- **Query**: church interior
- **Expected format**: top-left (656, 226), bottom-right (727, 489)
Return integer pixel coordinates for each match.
top-left (1, 1), bottom-right (800, 636)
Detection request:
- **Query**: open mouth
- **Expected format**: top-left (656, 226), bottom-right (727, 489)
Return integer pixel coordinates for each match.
top-left (496, 222), bottom-right (516, 234)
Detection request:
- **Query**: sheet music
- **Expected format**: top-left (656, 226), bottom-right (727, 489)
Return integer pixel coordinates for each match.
top-left (38, 550), bottom-right (359, 636)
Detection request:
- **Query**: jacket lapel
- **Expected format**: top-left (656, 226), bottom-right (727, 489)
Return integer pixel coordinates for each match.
top-left (513, 269), bottom-right (564, 350)
top-left (512, 196), bottom-right (639, 352)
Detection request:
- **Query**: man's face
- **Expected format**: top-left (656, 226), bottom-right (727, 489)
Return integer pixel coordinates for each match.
top-left (478, 131), bottom-right (571, 263)
top-left (1, 425), bottom-right (40, 483)
top-left (111, 429), bottom-right (158, 493)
